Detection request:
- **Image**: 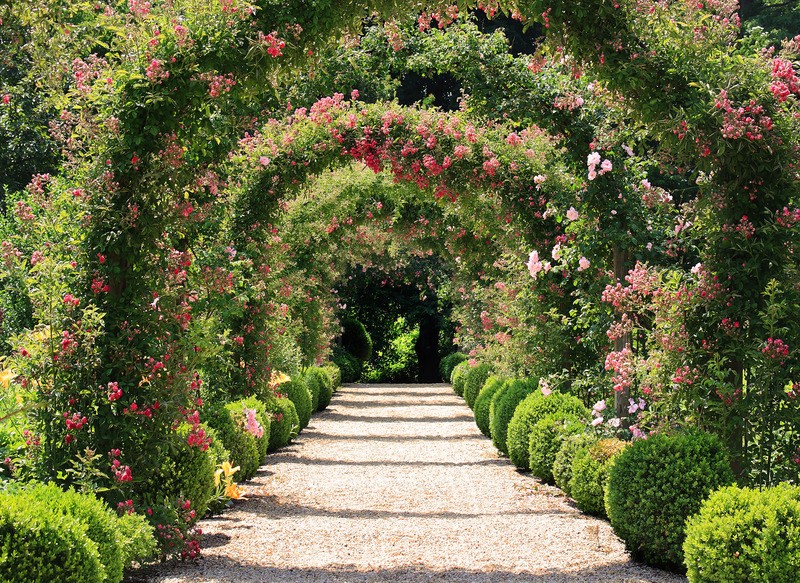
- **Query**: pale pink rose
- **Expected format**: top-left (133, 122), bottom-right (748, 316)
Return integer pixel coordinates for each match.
top-left (600, 159), bottom-right (613, 173)
top-left (578, 256), bottom-right (590, 271)
top-left (566, 207), bottom-right (579, 221)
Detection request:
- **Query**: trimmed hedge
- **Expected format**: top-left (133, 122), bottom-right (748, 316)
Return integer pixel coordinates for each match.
top-left (463, 363), bottom-right (493, 409)
top-left (303, 370), bottom-right (322, 411)
top-left (489, 378), bottom-right (538, 455)
top-left (474, 376), bottom-right (508, 437)
top-left (571, 437), bottom-right (628, 517)
top-left (506, 391), bottom-right (587, 470)
top-left (266, 396), bottom-right (299, 452)
top-left (0, 483), bottom-right (156, 582)
top-left (306, 367), bottom-right (333, 411)
top-left (450, 360), bottom-right (470, 397)
top-left (439, 352), bottom-right (467, 382)
top-left (684, 483), bottom-right (800, 582)
top-left (553, 432), bottom-right (599, 497)
top-left (319, 364), bottom-right (341, 390)
top-left (209, 403), bottom-right (261, 481)
top-left (341, 317), bottom-right (372, 361)
top-left (528, 412), bottom-right (585, 483)
top-left (282, 377), bottom-right (313, 430)
top-left (605, 429), bottom-right (734, 571)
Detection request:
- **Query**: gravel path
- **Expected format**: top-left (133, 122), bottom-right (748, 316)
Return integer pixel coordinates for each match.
top-left (139, 383), bottom-right (686, 583)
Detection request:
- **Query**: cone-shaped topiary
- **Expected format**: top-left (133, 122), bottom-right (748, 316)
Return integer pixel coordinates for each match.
top-left (571, 437), bottom-right (628, 517)
top-left (463, 363), bottom-right (493, 409)
top-left (266, 397), bottom-right (299, 452)
top-left (553, 432), bottom-right (599, 497)
top-left (474, 376), bottom-right (509, 437)
top-left (528, 413), bottom-right (586, 483)
top-left (605, 429), bottom-right (734, 571)
top-left (450, 360), bottom-right (470, 397)
top-left (282, 377), bottom-right (313, 430)
top-left (489, 378), bottom-right (538, 455)
top-left (684, 483), bottom-right (800, 582)
top-left (506, 390), bottom-right (588, 470)
top-left (439, 352), bottom-right (467, 382)
top-left (341, 317), bottom-right (372, 362)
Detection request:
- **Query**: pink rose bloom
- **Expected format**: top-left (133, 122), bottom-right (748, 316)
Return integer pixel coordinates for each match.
top-left (578, 256), bottom-right (590, 271)
top-left (591, 417), bottom-right (604, 426)
top-left (566, 207), bottom-right (579, 221)
top-left (601, 159), bottom-right (613, 173)
top-left (587, 152), bottom-right (601, 166)
top-left (587, 169), bottom-right (597, 181)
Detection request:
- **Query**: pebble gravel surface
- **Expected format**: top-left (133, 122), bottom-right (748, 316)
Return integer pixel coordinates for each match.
top-left (137, 383), bottom-right (686, 583)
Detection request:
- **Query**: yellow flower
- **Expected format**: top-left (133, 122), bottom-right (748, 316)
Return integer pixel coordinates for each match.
top-left (214, 468), bottom-right (223, 487)
top-left (0, 369), bottom-right (16, 390)
top-left (224, 483), bottom-right (244, 500)
top-left (221, 460), bottom-right (240, 479)
top-left (268, 370), bottom-right (291, 389)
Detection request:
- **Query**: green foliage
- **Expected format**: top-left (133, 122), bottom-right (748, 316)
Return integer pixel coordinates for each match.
top-left (331, 346), bottom-right (362, 383)
top-left (463, 363), bottom-right (493, 409)
top-left (506, 390), bottom-right (588, 470)
top-left (361, 317), bottom-right (419, 383)
top-left (302, 371), bottom-right (322, 412)
top-left (528, 413), bottom-right (586, 483)
top-left (571, 438), bottom-right (628, 517)
top-left (474, 376), bottom-right (508, 437)
top-left (489, 378), bottom-right (538, 456)
top-left (266, 397), bottom-right (299, 453)
top-left (450, 360), bottom-right (470, 397)
top-left (208, 405), bottom-right (260, 482)
top-left (306, 367), bottom-right (333, 411)
top-left (341, 317), bottom-right (373, 362)
top-left (439, 352), bottom-right (467, 382)
top-left (684, 483), bottom-right (800, 582)
top-left (282, 378), bottom-right (313, 430)
top-left (115, 511), bottom-right (158, 569)
top-left (605, 430), bottom-right (735, 571)
top-left (553, 432), bottom-right (600, 498)
top-left (319, 365), bottom-right (341, 390)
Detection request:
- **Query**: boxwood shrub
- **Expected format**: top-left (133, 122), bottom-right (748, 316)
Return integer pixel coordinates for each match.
top-left (553, 432), bottom-right (599, 497)
top-left (474, 376), bottom-right (508, 437)
top-left (450, 360), bottom-right (470, 397)
top-left (208, 404), bottom-right (261, 481)
top-left (683, 483), bottom-right (800, 582)
top-left (462, 363), bottom-right (493, 409)
top-left (528, 412), bottom-right (586, 483)
top-left (239, 397), bottom-right (272, 462)
top-left (306, 367), bottom-right (333, 411)
top-left (605, 429), bottom-right (734, 571)
top-left (319, 364), bottom-right (341, 390)
top-left (489, 378), bottom-right (538, 455)
top-left (439, 352), bottom-right (467, 382)
top-left (332, 346), bottom-right (361, 383)
top-left (302, 370), bottom-right (322, 411)
top-left (506, 391), bottom-right (587, 470)
top-left (282, 377), bottom-right (313, 430)
top-left (266, 396), bottom-right (299, 452)
top-left (570, 437), bottom-right (628, 517)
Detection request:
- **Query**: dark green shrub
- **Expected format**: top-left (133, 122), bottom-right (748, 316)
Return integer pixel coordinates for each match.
top-left (474, 376), bottom-right (508, 437)
top-left (303, 371), bottom-right (322, 411)
top-left (439, 352), bottom-right (467, 382)
top-left (240, 397), bottom-right (272, 462)
top-left (282, 377), bottom-right (313, 429)
top-left (489, 378), bottom-right (538, 455)
top-left (319, 364), bottom-right (341, 390)
top-left (331, 346), bottom-right (361, 383)
top-left (684, 483), bottom-right (800, 582)
top-left (307, 367), bottom-right (333, 411)
top-left (341, 317), bottom-right (372, 361)
top-left (450, 360), bottom-right (470, 397)
top-left (571, 438), bottom-right (628, 517)
top-left (266, 397), bottom-right (299, 452)
top-left (528, 413), bottom-right (586, 483)
top-left (553, 432), bottom-right (600, 497)
top-left (0, 488), bottom-right (104, 582)
top-left (506, 390), bottom-right (588, 470)
top-left (208, 404), bottom-right (260, 481)
top-left (22, 483), bottom-right (125, 582)
top-left (463, 363), bottom-right (493, 409)
top-left (605, 430), bottom-right (734, 571)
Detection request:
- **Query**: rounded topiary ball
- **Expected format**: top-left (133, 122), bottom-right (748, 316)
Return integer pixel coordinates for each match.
top-left (208, 404), bottom-right (260, 481)
top-left (307, 367), bottom-right (333, 411)
top-left (489, 378), bottom-right (538, 455)
top-left (474, 376), bottom-right (508, 437)
top-left (439, 352), bottom-right (467, 382)
top-left (506, 391), bottom-right (588, 470)
top-left (684, 483), bottom-right (800, 582)
top-left (450, 360), bottom-right (470, 397)
top-left (571, 437), bottom-right (628, 517)
top-left (267, 397), bottom-right (299, 452)
top-left (341, 317), bottom-right (372, 362)
top-left (282, 377), bottom-right (313, 430)
top-left (553, 432), bottom-right (599, 497)
top-left (528, 412), bottom-right (586, 483)
top-left (605, 430), bottom-right (734, 571)
top-left (463, 363), bottom-right (493, 409)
